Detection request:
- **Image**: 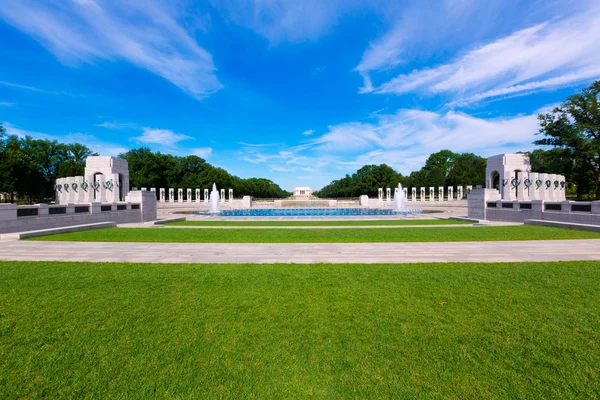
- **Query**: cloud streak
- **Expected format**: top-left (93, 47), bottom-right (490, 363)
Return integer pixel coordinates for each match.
top-left (132, 128), bottom-right (193, 148)
top-left (0, 0), bottom-right (222, 99)
top-left (361, 5), bottom-right (600, 105)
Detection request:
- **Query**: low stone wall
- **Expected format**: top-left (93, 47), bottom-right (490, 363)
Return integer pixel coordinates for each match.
top-left (0, 191), bottom-right (157, 234)
top-left (468, 188), bottom-right (600, 225)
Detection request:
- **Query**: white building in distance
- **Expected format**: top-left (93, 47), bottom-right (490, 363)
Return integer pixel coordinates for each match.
top-left (292, 187), bottom-right (313, 199)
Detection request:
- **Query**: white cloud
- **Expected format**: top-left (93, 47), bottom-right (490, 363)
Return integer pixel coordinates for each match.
top-left (96, 121), bottom-right (138, 130)
top-left (0, 80), bottom-right (43, 92)
top-left (364, 6), bottom-right (600, 105)
top-left (0, 102), bottom-right (14, 107)
top-left (2, 123), bottom-right (126, 156)
top-left (240, 107), bottom-right (543, 178)
top-left (191, 147), bottom-right (213, 158)
top-left (0, 0), bottom-right (222, 99)
top-left (302, 129), bottom-right (314, 136)
top-left (211, 0), bottom-right (363, 43)
top-left (132, 128), bottom-right (193, 148)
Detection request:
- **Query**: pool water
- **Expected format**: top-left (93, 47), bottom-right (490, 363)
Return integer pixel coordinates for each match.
top-left (194, 208), bottom-right (424, 217)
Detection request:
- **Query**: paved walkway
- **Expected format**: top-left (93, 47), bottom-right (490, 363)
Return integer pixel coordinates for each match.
top-left (1, 240), bottom-right (599, 264)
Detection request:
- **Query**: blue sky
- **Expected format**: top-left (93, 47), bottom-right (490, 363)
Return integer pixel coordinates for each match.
top-left (1, 0), bottom-right (599, 190)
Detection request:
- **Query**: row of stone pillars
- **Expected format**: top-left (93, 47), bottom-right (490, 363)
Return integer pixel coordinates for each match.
top-left (377, 186), bottom-right (473, 201)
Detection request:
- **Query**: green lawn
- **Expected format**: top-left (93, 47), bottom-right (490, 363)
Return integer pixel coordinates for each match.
top-left (30, 225), bottom-right (600, 243)
top-left (168, 219), bottom-right (470, 226)
top-left (1, 261), bottom-right (598, 398)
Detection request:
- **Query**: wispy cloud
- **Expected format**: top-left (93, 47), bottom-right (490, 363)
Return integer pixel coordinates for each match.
top-left (191, 147), bottom-right (213, 158)
top-left (239, 107), bottom-right (543, 179)
top-left (132, 128), bottom-right (193, 148)
top-left (3, 123), bottom-right (126, 156)
top-left (211, 0), bottom-right (363, 43)
top-left (0, 0), bottom-right (222, 99)
top-left (96, 121), bottom-right (138, 130)
top-left (362, 5), bottom-right (600, 105)
top-left (302, 129), bottom-right (314, 136)
top-left (0, 102), bottom-right (14, 107)
top-left (0, 80), bottom-right (44, 92)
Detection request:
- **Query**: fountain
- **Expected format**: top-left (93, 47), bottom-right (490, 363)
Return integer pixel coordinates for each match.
top-left (209, 183), bottom-right (220, 214)
top-left (393, 183), bottom-right (406, 212)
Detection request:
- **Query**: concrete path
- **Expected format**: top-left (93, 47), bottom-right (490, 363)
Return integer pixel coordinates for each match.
top-left (1, 240), bottom-right (599, 264)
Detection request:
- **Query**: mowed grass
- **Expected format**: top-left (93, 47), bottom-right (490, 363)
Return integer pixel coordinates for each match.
top-left (167, 218), bottom-right (470, 227)
top-left (1, 261), bottom-right (598, 398)
top-left (30, 225), bottom-right (600, 243)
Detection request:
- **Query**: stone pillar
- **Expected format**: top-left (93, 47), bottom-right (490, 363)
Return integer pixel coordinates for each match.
top-left (457, 186), bottom-right (463, 199)
top-left (220, 189), bottom-right (225, 203)
top-left (420, 187), bottom-right (425, 201)
top-left (108, 173), bottom-right (120, 203)
top-left (36, 204), bottom-right (49, 216)
top-left (438, 187), bottom-right (444, 201)
top-left (531, 200), bottom-right (543, 219)
top-left (591, 200), bottom-right (600, 214)
top-left (394, 187), bottom-right (399, 200)
top-left (378, 188), bottom-right (383, 201)
top-left (141, 187), bottom-right (147, 191)
top-left (447, 187), bottom-right (453, 201)
top-left (516, 173), bottom-right (528, 201)
top-left (386, 188), bottom-right (391, 202)
top-left (178, 189), bottom-right (183, 203)
top-left (528, 173), bottom-right (539, 200)
top-left (561, 201), bottom-right (572, 213)
top-left (403, 187), bottom-right (408, 199)
top-left (556, 175), bottom-right (566, 201)
top-left (242, 195), bottom-right (252, 208)
top-left (411, 188), bottom-right (417, 201)
top-left (359, 195), bottom-right (369, 206)
top-left (204, 189), bottom-right (209, 203)
top-left (0, 203), bottom-right (18, 221)
top-left (90, 202), bottom-right (102, 215)
top-left (467, 188), bottom-right (501, 220)
top-left (466, 185), bottom-right (473, 198)
top-left (229, 189), bottom-right (233, 202)
top-left (64, 177), bottom-right (73, 203)
top-left (539, 173), bottom-right (550, 201)
top-left (160, 188), bottom-right (165, 202)
top-left (429, 187), bottom-right (435, 202)
top-left (187, 188), bottom-right (192, 203)
top-left (97, 175), bottom-right (107, 203)
top-left (169, 188), bottom-right (174, 202)
top-left (126, 190), bottom-right (157, 223)
top-left (551, 174), bottom-right (560, 201)
top-left (195, 189), bottom-right (201, 203)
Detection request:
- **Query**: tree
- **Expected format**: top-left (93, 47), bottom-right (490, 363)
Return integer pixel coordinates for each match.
top-left (446, 153), bottom-right (486, 187)
top-left (535, 81), bottom-right (600, 199)
top-left (419, 150), bottom-right (457, 188)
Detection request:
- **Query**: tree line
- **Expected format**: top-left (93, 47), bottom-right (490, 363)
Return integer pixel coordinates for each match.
top-left (313, 151), bottom-right (487, 198)
top-left (0, 128), bottom-right (290, 202)
top-left (120, 148), bottom-right (290, 198)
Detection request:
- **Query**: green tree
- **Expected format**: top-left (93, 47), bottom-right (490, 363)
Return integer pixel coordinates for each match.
top-left (535, 81), bottom-right (600, 199)
top-left (420, 150), bottom-right (457, 188)
top-left (446, 153), bottom-right (486, 187)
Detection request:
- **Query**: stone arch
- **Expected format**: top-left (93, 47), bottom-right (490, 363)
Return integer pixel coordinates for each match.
top-left (490, 171), bottom-right (500, 190)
